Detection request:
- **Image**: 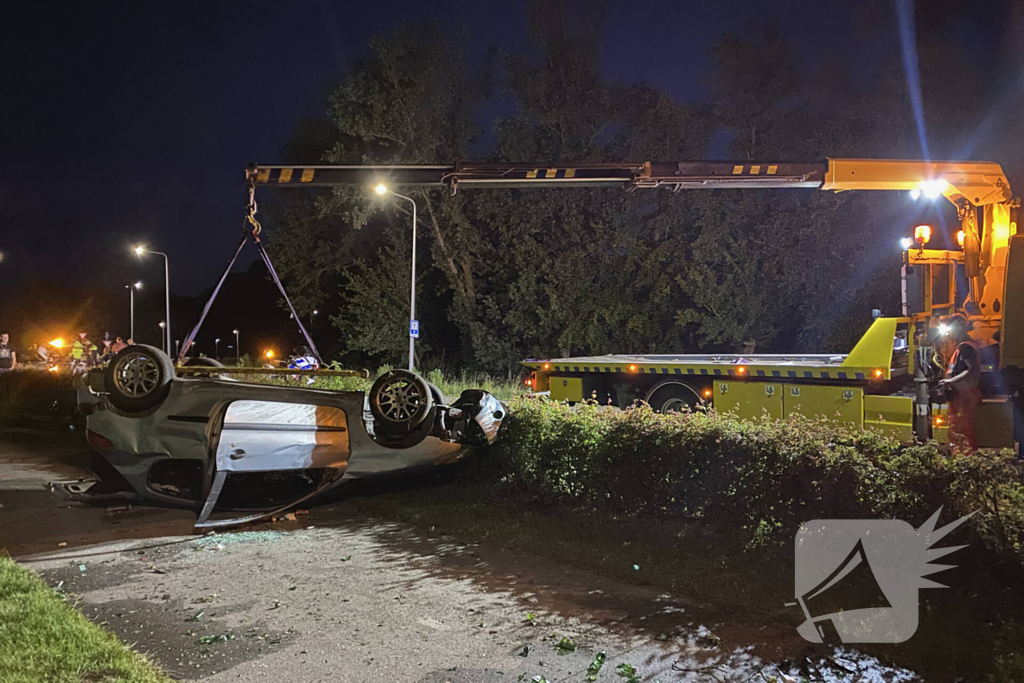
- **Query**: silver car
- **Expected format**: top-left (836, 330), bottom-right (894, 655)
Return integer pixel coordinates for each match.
top-left (76, 345), bottom-right (506, 529)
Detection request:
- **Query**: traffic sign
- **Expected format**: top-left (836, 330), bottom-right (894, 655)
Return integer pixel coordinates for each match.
top-left (410, 320), bottom-right (420, 338)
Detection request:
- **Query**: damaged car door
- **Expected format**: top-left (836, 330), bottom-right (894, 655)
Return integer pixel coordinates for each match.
top-left (197, 399), bottom-right (351, 528)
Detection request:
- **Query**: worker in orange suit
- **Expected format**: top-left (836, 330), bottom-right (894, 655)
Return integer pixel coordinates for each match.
top-left (939, 313), bottom-right (981, 451)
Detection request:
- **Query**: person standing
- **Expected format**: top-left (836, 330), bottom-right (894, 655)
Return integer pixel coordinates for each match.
top-left (938, 313), bottom-right (981, 451)
top-left (0, 333), bottom-right (17, 371)
top-left (111, 337), bottom-right (128, 354)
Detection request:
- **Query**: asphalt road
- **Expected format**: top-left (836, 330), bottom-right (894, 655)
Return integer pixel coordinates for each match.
top-left (1, 425), bottom-right (919, 682)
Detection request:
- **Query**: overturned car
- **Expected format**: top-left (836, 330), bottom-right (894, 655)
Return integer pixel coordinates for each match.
top-left (75, 344), bottom-right (506, 529)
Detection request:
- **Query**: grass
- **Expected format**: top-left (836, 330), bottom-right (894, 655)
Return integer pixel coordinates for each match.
top-left (0, 556), bottom-right (172, 683)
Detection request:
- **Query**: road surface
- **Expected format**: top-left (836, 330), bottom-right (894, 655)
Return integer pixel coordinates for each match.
top-left (1, 424), bottom-right (920, 682)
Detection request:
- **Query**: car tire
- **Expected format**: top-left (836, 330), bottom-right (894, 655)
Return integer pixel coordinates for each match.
top-left (369, 370), bottom-right (435, 432)
top-left (104, 344), bottom-right (175, 413)
top-left (427, 382), bottom-right (446, 406)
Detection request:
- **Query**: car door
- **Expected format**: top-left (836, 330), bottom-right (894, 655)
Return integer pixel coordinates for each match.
top-left (214, 400), bottom-right (350, 473)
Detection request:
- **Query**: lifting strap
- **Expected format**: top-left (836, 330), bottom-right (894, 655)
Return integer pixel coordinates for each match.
top-left (176, 191), bottom-right (323, 366)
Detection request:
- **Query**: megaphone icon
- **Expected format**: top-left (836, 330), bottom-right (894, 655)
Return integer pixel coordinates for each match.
top-left (797, 539), bottom-right (892, 643)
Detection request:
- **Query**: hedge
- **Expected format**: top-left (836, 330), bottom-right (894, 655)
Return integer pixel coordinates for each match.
top-left (481, 399), bottom-right (1024, 569)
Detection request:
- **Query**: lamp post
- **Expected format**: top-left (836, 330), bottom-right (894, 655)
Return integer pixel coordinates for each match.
top-left (125, 281), bottom-right (142, 340)
top-left (233, 329), bottom-right (240, 364)
top-left (375, 183), bottom-right (418, 371)
top-left (134, 246), bottom-right (171, 357)
top-left (158, 322), bottom-right (166, 353)
top-left (215, 338), bottom-right (221, 359)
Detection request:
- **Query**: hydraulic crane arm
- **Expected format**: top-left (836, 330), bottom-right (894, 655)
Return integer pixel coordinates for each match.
top-left (247, 158), bottom-right (1012, 207)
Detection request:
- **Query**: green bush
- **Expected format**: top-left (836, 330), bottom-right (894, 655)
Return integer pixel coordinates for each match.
top-left (483, 399), bottom-right (1024, 568)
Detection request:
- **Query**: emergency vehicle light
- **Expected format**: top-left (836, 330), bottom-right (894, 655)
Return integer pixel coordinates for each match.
top-left (957, 230), bottom-right (965, 248)
top-left (914, 225), bottom-right (932, 246)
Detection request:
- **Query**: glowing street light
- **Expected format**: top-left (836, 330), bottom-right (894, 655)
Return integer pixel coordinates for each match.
top-left (373, 182), bottom-right (419, 371)
top-left (134, 245), bottom-right (171, 356)
top-left (233, 329), bottom-right (240, 363)
top-left (264, 349), bottom-right (275, 360)
top-left (126, 281), bottom-right (142, 340)
top-left (215, 338), bottom-right (221, 358)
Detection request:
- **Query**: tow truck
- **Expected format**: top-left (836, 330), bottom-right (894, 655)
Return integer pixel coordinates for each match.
top-left (248, 158), bottom-right (1022, 449)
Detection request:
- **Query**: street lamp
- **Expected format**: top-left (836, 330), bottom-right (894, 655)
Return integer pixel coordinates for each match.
top-left (125, 281), bottom-right (142, 340)
top-left (158, 321), bottom-right (166, 353)
top-left (134, 245), bottom-right (171, 357)
top-left (374, 183), bottom-right (418, 371)
top-left (215, 338), bottom-right (221, 359)
top-left (233, 329), bottom-right (240, 364)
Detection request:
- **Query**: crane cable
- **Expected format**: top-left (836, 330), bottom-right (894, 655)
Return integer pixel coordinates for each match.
top-left (175, 178), bottom-right (323, 366)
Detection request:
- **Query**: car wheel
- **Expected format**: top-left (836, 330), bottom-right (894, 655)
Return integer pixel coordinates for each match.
top-left (369, 370), bottom-right (435, 431)
top-left (104, 344), bottom-right (175, 413)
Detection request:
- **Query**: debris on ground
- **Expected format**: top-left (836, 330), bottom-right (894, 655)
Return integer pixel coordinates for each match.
top-left (188, 611), bottom-right (204, 622)
top-left (554, 637), bottom-right (577, 654)
top-left (586, 652), bottom-right (607, 681)
top-left (57, 542), bottom-right (67, 547)
top-left (295, 509), bottom-right (309, 516)
top-left (519, 645), bottom-right (532, 657)
top-left (197, 633), bottom-right (235, 645)
top-left (616, 663), bottom-right (642, 682)
top-left (523, 612), bottom-right (537, 626)
top-left (694, 626), bottom-right (721, 649)
top-left (192, 531), bottom-right (285, 550)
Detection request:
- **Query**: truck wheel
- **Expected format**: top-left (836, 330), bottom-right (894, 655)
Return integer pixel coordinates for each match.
top-left (645, 381), bottom-right (701, 414)
top-left (369, 370), bottom-right (435, 431)
top-left (104, 344), bottom-right (175, 413)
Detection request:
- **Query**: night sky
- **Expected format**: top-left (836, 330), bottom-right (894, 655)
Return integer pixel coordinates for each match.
top-left (1, 2), bottom-right (1019, 313)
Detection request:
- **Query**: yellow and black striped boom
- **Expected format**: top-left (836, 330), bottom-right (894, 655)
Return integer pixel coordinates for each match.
top-left (247, 159), bottom-right (1011, 206)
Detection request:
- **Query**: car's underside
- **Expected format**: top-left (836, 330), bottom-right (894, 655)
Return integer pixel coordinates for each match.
top-left (72, 345), bottom-right (506, 530)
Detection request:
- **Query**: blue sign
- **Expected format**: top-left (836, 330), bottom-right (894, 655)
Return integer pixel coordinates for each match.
top-left (410, 320), bottom-right (420, 338)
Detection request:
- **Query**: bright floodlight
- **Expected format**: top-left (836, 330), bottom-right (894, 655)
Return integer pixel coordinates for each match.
top-left (900, 237), bottom-right (913, 250)
top-left (940, 324), bottom-right (951, 336)
top-left (921, 179), bottom-right (946, 200)
top-left (909, 189), bottom-right (922, 200)
top-left (374, 183), bottom-right (388, 196)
